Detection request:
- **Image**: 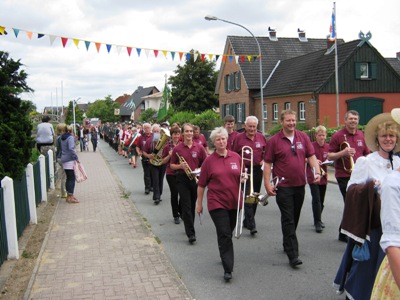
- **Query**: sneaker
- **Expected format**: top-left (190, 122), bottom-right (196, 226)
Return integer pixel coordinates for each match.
top-left (174, 217), bottom-right (180, 224)
top-left (188, 235), bottom-right (196, 244)
top-left (289, 257), bottom-right (303, 268)
top-left (224, 272), bottom-right (232, 281)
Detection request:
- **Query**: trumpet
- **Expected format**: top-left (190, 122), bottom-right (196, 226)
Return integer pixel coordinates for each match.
top-left (339, 140), bottom-right (354, 173)
top-left (259, 176), bottom-right (285, 206)
top-left (176, 153), bottom-right (198, 183)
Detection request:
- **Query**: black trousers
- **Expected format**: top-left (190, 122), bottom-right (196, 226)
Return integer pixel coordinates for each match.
top-left (336, 177), bottom-right (350, 202)
top-left (150, 164), bottom-right (166, 200)
top-left (209, 209), bottom-right (237, 273)
top-left (166, 174), bottom-right (181, 218)
top-left (243, 165), bottom-right (263, 230)
top-left (176, 174), bottom-right (197, 238)
top-left (276, 186), bottom-right (305, 260)
top-left (141, 159), bottom-right (152, 191)
top-left (309, 184), bottom-right (327, 225)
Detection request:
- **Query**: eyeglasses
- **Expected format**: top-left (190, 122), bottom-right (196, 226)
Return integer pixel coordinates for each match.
top-left (291, 144), bottom-right (297, 156)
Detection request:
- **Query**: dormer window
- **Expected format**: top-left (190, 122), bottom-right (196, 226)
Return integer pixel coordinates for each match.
top-left (298, 29), bottom-right (307, 42)
top-left (268, 27), bottom-right (278, 41)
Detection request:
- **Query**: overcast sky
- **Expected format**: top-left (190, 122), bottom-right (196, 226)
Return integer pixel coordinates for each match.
top-left (1, 0), bottom-right (399, 112)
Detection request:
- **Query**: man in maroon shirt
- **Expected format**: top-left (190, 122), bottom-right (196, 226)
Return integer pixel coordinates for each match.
top-left (193, 125), bottom-right (210, 154)
top-left (232, 116), bottom-right (266, 235)
top-left (136, 123), bottom-right (153, 195)
top-left (264, 110), bottom-right (320, 268)
top-left (327, 110), bottom-right (369, 242)
top-left (306, 126), bottom-right (330, 233)
top-left (224, 115), bottom-right (239, 150)
top-left (170, 123), bottom-right (207, 244)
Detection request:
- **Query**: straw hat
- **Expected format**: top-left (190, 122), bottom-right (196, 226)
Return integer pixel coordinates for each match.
top-left (391, 108), bottom-right (400, 125)
top-left (364, 112), bottom-right (400, 152)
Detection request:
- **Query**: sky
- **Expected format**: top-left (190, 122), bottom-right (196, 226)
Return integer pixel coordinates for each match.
top-left (1, 0), bottom-right (399, 112)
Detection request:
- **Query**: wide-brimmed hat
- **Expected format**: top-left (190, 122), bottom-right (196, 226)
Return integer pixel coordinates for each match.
top-left (364, 112), bottom-right (400, 152)
top-left (391, 108), bottom-right (400, 125)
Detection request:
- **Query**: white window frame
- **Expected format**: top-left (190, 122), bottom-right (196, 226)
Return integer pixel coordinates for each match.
top-left (360, 63), bottom-right (369, 79)
top-left (273, 103), bottom-right (278, 120)
top-left (299, 102), bottom-right (305, 120)
top-left (263, 104), bottom-right (268, 120)
top-left (284, 102), bottom-right (291, 110)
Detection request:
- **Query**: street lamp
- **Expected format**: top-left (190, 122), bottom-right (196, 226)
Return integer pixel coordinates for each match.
top-left (205, 15), bottom-right (265, 134)
top-left (73, 97), bottom-right (81, 136)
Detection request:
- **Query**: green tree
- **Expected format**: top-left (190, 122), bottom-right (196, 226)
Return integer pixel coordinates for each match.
top-left (86, 95), bottom-right (120, 122)
top-left (168, 50), bottom-right (218, 113)
top-left (139, 108), bottom-right (157, 123)
top-left (64, 100), bottom-right (84, 126)
top-left (0, 51), bottom-right (34, 180)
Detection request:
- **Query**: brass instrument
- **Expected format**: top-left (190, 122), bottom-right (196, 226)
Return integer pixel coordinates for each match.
top-left (150, 128), bottom-right (171, 166)
top-left (339, 139), bottom-right (354, 173)
top-left (320, 166), bottom-right (326, 177)
top-left (176, 153), bottom-right (199, 183)
top-left (260, 176), bottom-right (285, 206)
top-left (234, 146), bottom-right (268, 238)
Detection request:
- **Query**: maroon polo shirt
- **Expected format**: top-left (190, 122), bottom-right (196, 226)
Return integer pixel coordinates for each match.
top-left (198, 150), bottom-right (242, 211)
top-left (162, 142), bottom-right (179, 176)
top-left (328, 128), bottom-right (370, 178)
top-left (170, 142), bottom-right (207, 176)
top-left (264, 130), bottom-right (315, 187)
top-left (306, 141), bottom-right (329, 185)
top-left (193, 133), bottom-right (208, 149)
top-left (142, 134), bottom-right (158, 154)
top-left (232, 131), bottom-right (266, 166)
top-left (227, 131), bottom-right (239, 150)
top-left (137, 133), bottom-right (152, 151)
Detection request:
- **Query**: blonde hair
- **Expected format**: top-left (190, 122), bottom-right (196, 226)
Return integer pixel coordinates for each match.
top-left (315, 125), bottom-right (327, 134)
top-left (375, 121), bottom-right (400, 140)
top-left (56, 123), bottom-right (67, 135)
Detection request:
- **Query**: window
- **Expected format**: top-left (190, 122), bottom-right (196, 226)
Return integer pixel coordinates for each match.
top-left (284, 102), bottom-right (291, 110)
top-left (355, 62), bottom-right (377, 80)
top-left (299, 102), bottom-right (305, 120)
top-left (263, 104), bottom-right (268, 120)
top-left (234, 71), bottom-right (241, 90)
top-left (273, 103), bottom-right (278, 120)
top-left (224, 73), bottom-right (234, 92)
top-left (237, 103), bottom-right (245, 123)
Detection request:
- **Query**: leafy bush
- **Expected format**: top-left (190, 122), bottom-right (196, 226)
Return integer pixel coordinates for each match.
top-left (139, 108), bottom-right (157, 123)
top-left (192, 109), bottom-right (222, 130)
top-left (168, 111), bottom-right (196, 126)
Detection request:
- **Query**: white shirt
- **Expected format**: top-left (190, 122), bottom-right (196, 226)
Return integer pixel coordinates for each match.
top-left (380, 171), bottom-right (400, 252)
top-left (348, 151), bottom-right (400, 191)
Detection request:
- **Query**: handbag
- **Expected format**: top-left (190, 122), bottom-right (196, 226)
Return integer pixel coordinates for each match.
top-left (74, 161), bottom-right (88, 183)
top-left (352, 240), bottom-right (370, 261)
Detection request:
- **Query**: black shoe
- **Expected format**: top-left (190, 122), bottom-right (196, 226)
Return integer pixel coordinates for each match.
top-left (174, 217), bottom-right (180, 224)
top-left (224, 272), bottom-right (232, 281)
top-left (149, 187), bottom-right (154, 192)
top-left (320, 221), bottom-right (325, 228)
top-left (250, 228), bottom-right (258, 235)
top-left (289, 257), bottom-right (303, 268)
top-left (145, 189), bottom-right (150, 195)
top-left (315, 223), bottom-right (323, 233)
top-left (188, 235), bottom-right (196, 244)
top-left (338, 233), bottom-right (348, 243)
top-left (154, 199), bottom-right (160, 205)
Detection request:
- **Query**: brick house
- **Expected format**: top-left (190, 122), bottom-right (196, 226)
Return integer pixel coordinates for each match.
top-left (119, 86), bottom-right (159, 122)
top-left (216, 30), bottom-right (400, 132)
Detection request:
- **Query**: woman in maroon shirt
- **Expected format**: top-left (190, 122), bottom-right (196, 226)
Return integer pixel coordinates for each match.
top-left (197, 127), bottom-right (243, 281)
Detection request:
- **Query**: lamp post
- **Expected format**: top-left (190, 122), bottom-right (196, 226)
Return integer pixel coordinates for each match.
top-left (73, 97), bottom-right (80, 136)
top-left (205, 15), bottom-right (265, 134)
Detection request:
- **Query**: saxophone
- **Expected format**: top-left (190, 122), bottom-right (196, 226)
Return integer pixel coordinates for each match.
top-left (150, 128), bottom-right (171, 166)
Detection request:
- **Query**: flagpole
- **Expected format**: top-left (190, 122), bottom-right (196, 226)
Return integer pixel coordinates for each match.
top-left (333, 2), bottom-right (340, 127)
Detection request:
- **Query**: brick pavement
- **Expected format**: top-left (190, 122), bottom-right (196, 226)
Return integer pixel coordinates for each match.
top-left (26, 149), bottom-right (192, 299)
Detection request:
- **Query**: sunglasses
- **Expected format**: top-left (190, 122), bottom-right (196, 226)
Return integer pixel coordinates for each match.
top-left (291, 144), bottom-right (297, 156)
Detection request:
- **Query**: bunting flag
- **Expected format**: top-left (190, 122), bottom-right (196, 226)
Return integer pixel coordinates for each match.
top-left (0, 24), bottom-right (261, 63)
top-left (329, 6), bottom-right (336, 41)
top-left (158, 82), bottom-right (170, 120)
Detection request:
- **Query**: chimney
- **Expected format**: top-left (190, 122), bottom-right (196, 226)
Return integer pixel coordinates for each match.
top-left (268, 26), bottom-right (278, 41)
top-left (327, 36), bottom-right (335, 49)
top-left (297, 29), bottom-right (307, 42)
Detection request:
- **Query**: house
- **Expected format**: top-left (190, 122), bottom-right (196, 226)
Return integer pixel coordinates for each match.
top-left (216, 29), bottom-right (400, 131)
top-left (119, 86), bottom-right (159, 122)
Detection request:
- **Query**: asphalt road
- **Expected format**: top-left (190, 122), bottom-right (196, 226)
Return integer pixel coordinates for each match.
top-left (99, 140), bottom-right (346, 300)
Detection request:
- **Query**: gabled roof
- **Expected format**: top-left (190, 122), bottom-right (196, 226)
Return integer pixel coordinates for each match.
top-left (120, 86), bottom-right (159, 116)
top-left (264, 40), bottom-right (361, 96)
top-left (217, 36), bottom-right (345, 93)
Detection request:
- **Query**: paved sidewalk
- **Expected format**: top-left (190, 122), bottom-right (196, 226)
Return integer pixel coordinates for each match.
top-left (26, 149), bottom-right (192, 299)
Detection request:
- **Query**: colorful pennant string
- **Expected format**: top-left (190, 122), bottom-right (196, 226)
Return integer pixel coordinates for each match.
top-left (0, 24), bottom-right (261, 63)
